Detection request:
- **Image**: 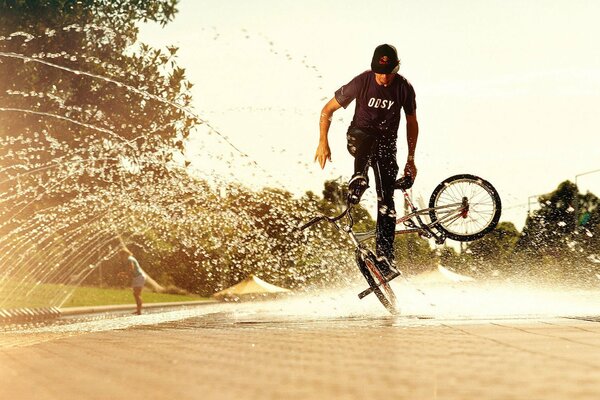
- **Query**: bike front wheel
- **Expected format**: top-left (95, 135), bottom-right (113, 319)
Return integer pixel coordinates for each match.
top-left (356, 250), bottom-right (399, 315)
top-left (429, 174), bottom-right (501, 242)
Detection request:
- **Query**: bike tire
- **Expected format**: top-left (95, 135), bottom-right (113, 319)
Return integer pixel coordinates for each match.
top-left (429, 174), bottom-right (501, 242)
top-left (356, 250), bottom-right (400, 315)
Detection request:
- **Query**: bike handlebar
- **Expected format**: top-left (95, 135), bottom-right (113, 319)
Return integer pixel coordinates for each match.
top-left (298, 215), bottom-right (327, 231)
top-left (298, 206), bottom-right (351, 231)
top-left (299, 176), bottom-right (412, 232)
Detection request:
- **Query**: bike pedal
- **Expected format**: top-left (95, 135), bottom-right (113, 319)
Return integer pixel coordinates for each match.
top-left (358, 287), bottom-right (372, 299)
top-left (357, 271), bottom-right (400, 300)
top-left (385, 271), bottom-right (401, 282)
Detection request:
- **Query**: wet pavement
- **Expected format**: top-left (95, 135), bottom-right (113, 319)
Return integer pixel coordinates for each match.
top-left (2, 285), bottom-right (600, 399)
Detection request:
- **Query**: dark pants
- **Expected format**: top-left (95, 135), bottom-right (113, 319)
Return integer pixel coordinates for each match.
top-left (346, 127), bottom-right (398, 262)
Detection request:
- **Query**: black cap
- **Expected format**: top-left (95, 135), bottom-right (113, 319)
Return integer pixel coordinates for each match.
top-left (371, 44), bottom-right (399, 74)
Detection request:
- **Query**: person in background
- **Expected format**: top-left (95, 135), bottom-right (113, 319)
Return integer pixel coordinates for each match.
top-left (121, 248), bottom-right (145, 315)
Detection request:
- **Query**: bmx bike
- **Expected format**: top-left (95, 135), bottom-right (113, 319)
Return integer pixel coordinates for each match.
top-left (299, 174), bottom-right (502, 315)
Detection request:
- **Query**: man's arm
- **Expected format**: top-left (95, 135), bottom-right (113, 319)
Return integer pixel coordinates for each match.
top-left (404, 113), bottom-right (419, 179)
top-left (314, 97), bottom-right (342, 169)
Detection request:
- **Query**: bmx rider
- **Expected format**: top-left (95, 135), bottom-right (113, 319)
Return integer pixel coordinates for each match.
top-left (314, 43), bottom-right (419, 278)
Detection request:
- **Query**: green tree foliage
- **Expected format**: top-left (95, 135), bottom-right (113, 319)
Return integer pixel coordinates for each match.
top-left (432, 180), bottom-right (600, 284)
top-left (573, 191), bottom-right (600, 253)
top-left (468, 222), bottom-right (520, 260)
top-left (511, 180), bottom-right (600, 283)
top-left (394, 233), bottom-right (438, 275)
top-left (517, 181), bottom-right (599, 258)
top-left (0, 0), bottom-right (191, 149)
top-left (517, 181), bottom-right (578, 258)
top-left (464, 222), bottom-right (520, 277)
top-left (0, 0), bottom-right (196, 215)
top-left (0, 1), bottom-right (200, 305)
top-left (438, 245), bottom-right (462, 271)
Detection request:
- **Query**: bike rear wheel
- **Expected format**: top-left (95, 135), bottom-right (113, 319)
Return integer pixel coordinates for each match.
top-left (356, 250), bottom-right (399, 315)
top-left (429, 174), bottom-right (501, 242)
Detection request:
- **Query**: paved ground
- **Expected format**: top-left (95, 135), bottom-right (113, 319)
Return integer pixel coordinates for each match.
top-left (2, 288), bottom-right (600, 400)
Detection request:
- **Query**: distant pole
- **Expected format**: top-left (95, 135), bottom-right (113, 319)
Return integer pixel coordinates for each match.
top-left (337, 175), bottom-right (343, 210)
top-left (527, 194), bottom-right (543, 215)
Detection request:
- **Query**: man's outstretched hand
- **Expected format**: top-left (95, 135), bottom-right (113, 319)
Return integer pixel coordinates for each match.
top-left (314, 141), bottom-right (331, 169)
top-left (404, 159), bottom-right (417, 180)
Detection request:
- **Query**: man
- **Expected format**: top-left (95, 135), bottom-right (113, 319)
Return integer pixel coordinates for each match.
top-left (314, 44), bottom-right (419, 276)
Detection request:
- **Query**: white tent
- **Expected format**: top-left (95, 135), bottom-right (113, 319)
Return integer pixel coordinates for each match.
top-left (212, 275), bottom-right (291, 301)
top-left (411, 265), bottom-right (475, 284)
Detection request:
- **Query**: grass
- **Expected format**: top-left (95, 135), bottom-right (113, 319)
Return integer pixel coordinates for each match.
top-left (62, 285), bottom-right (207, 308)
top-left (0, 280), bottom-right (208, 309)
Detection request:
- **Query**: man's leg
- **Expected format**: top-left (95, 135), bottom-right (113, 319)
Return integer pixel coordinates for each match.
top-left (346, 127), bottom-right (376, 203)
top-left (347, 127), bottom-right (376, 176)
top-left (372, 138), bottom-right (399, 267)
top-left (133, 287), bottom-right (143, 315)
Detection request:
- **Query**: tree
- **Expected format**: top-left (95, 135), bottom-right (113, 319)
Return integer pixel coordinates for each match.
top-left (516, 180), bottom-right (600, 283)
top-left (0, 1), bottom-right (198, 305)
top-left (394, 233), bottom-right (438, 275)
top-left (0, 0), bottom-right (196, 216)
top-left (464, 221), bottom-right (520, 277)
top-left (572, 191), bottom-right (600, 253)
top-left (438, 245), bottom-right (462, 271)
top-left (517, 181), bottom-right (578, 257)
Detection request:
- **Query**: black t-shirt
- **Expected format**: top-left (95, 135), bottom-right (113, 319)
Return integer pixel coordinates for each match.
top-left (335, 71), bottom-right (416, 136)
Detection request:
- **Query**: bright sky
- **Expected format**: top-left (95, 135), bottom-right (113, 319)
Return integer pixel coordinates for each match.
top-left (138, 0), bottom-right (600, 229)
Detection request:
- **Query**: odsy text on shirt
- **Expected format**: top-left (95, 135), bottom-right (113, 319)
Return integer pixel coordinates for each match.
top-left (367, 98), bottom-right (394, 110)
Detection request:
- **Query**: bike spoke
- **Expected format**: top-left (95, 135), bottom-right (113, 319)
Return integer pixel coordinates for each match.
top-left (432, 177), bottom-right (499, 237)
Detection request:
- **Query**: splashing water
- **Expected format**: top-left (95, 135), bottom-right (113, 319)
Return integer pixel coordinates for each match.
top-left (0, 25), bottom-right (353, 311)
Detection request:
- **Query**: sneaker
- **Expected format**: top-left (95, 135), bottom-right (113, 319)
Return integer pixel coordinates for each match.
top-left (347, 174), bottom-right (368, 204)
top-left (377, 257), bottom-right (400, 281)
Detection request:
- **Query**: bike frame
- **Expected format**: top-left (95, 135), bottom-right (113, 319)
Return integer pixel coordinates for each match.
top-left (299, 174), bottom-right (498, 311)
top-left (299, 186), bottom-right (466, 305)
top-left (300, 187), bottom-right (469, 247)
top-left (353, 188), bottom-right (468, 245)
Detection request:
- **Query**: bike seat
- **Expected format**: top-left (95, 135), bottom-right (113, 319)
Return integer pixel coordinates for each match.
top-left (394, 176), bottom-right (414, 190)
